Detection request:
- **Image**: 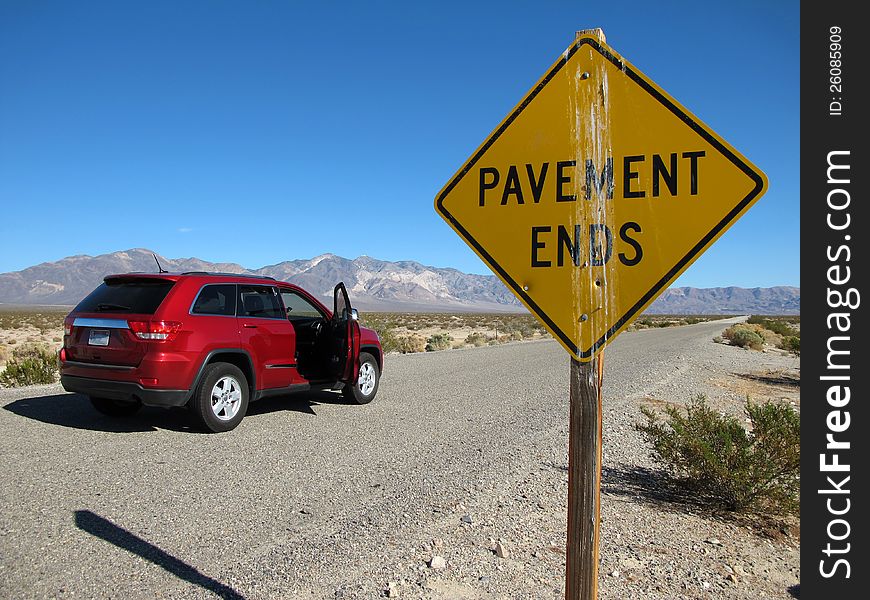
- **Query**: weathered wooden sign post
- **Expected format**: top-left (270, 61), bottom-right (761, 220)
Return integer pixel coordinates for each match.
top-left (435, 28), bottom-right (767, 599)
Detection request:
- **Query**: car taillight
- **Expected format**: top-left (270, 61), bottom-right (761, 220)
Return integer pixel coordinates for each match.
top-left (63, 316), bottom-right (74, 336)
top-left (127, 320), bottom-right (182, 342)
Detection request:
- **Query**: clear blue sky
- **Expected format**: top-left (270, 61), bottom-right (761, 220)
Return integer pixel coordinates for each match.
top-left (0, 1), bottom-right (798, 288)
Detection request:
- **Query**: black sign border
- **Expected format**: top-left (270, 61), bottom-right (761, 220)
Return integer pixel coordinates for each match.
top-left (436, 37), bottom-right (766, 358)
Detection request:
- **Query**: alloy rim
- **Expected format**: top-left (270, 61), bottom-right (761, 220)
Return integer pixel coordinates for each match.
top-left (358, 362), bottom-right (376, 396)
top-left (211, 376), bottom-right (242, 421)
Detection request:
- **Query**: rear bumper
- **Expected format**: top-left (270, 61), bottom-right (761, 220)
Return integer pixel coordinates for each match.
top-left (61, 375), bottom-right (190, 408)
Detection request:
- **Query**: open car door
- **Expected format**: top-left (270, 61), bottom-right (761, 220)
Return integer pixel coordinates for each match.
top-left (332, 282), bottom-right (361, 384)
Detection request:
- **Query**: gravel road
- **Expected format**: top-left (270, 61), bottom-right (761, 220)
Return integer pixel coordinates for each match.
top-left (0, 318), bottom-right (799, 599)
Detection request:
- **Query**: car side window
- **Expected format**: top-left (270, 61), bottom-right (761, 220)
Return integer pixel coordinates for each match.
top-left (280, 290), bottom-right (325, 321)
top-left (238, 285), bottom-right (285, 319)
top-left (191, 284), bottom-right (236, 316)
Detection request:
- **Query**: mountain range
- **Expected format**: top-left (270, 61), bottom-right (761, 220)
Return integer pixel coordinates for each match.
top-left (0, 248), bottom-right (799, 314)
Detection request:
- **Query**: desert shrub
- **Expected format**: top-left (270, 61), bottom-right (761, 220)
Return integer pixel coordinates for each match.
top-left (425, 333), bottom-right (453, 352)
top-left (637, 395), bottom-right (800, 514)
top-left (747, 315), bottom-right (796, 336)
top-left (379, 331), bottom-right (400, 353)
top-left (723, 325), bottom-right (764, 350)
top-left (377, 329), bottom-right (400, 354)
top-left (394, 334), bottom-right (426, 354)
top-left (781, 336), bottom-right (800, 356)
top-left (465, 332), bottom-right (488, 347)
top-left (519, 322), bottom-right (539, 338)
top-left (762, 331), bottom-right (783, 347)
top-left (738, 322), bottom-right (780, 345)
top-left (721, 325), bottom-right (741, 341)
top-left (730, 329), bottom-right (764, 350)
top-left (728, 318), bottom-right (802, 353)
top-left (0, 345), bottom-right (58, 387)
top-left (0, 344), bottom-right (9, 364)
top-left (501, 327), bottom-right (522, 340)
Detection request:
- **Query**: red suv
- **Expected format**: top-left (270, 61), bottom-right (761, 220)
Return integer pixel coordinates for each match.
top-left (59, 272), bottom-right (383, 432)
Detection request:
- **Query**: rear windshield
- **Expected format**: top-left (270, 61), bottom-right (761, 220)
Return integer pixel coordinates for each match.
top-left (75, 279), bottom-right (175, 315)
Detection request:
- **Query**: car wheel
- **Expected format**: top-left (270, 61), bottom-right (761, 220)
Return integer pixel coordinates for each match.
top-left (89, 396), bottom-right (142, 417)
top-left (343, 352), bottom-right (379, 405)
top-left (190, 362), bottom-right (249, 433)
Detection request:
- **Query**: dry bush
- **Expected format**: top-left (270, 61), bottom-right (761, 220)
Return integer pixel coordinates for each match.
top-left (425, 333), bottom-right (452, 352)
top-left (464, 332), bottom-right (488, 347)
top-left (394, 334), bottom-right (426, 354)
top-left (723, 324), bottom-right (764, 350)
top-left (0, 344), bottom-right (58, 387)
top-left (743, 323), bottom-right (781, 345)
top-left (747, 315), bottom-right (798, 336)
top-left (782, 336), bottom-right (800, 356)
top-left (763, 332), bottom-right (783, 347)
top-left (722, 319), bottom-right (802, 353)
top-left (746, 316), bottom-right (801, 354)
top-left (637, 395), bottom-right (800, 515)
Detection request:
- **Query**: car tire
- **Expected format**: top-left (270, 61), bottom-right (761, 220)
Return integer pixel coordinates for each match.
top-left (189, 362), bottom-right (249, 433)
top-left (89, 396), bottom-right (142, 417)
top-left (343, 352), bottom-right (379, 405)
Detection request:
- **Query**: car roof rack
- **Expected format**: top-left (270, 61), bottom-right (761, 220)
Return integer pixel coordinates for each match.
top-left (180, 271), bottom-right (276, 280)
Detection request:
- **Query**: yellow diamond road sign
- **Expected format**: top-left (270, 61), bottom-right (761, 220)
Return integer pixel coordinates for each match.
top-left (435, 36), bottom-right (768, 361)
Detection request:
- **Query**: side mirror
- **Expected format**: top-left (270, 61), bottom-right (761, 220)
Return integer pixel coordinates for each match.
top-left (350, 308), bottom-right (359, 321)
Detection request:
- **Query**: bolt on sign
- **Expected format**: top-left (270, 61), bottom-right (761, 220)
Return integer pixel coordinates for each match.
top-left (435, 35), bottom-right (767, 361)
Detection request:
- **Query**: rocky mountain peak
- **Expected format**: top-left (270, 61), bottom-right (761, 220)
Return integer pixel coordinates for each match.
top-left (0, 249), bottom-right (799, 314)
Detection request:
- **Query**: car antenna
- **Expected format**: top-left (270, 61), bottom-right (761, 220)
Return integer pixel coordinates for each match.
top-left (153, 253), bottom-right (168, 274)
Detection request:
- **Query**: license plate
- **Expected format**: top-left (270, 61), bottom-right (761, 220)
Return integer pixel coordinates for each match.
top-left (88, 329), bottom-right (110, 346)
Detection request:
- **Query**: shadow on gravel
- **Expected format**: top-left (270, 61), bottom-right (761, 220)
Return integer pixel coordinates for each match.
top-left (5, 390), bottom-right (358, 432)
top-left (733, 371), bottom-right (800, 387)
top-left (543, 461), bottom-right (690, 504)
top-left (787, 584), bottom-right (800, 598)
top-left (246, 390), bottom-right (355, 418)
top-left (601, 464), bottom-right (799, 535)
top-left (601, 464), bottom-right (706, 510)
top-left (3, 393), bottom-right (197, 433)
top-left (74, 510), bottom-right (245, 599)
